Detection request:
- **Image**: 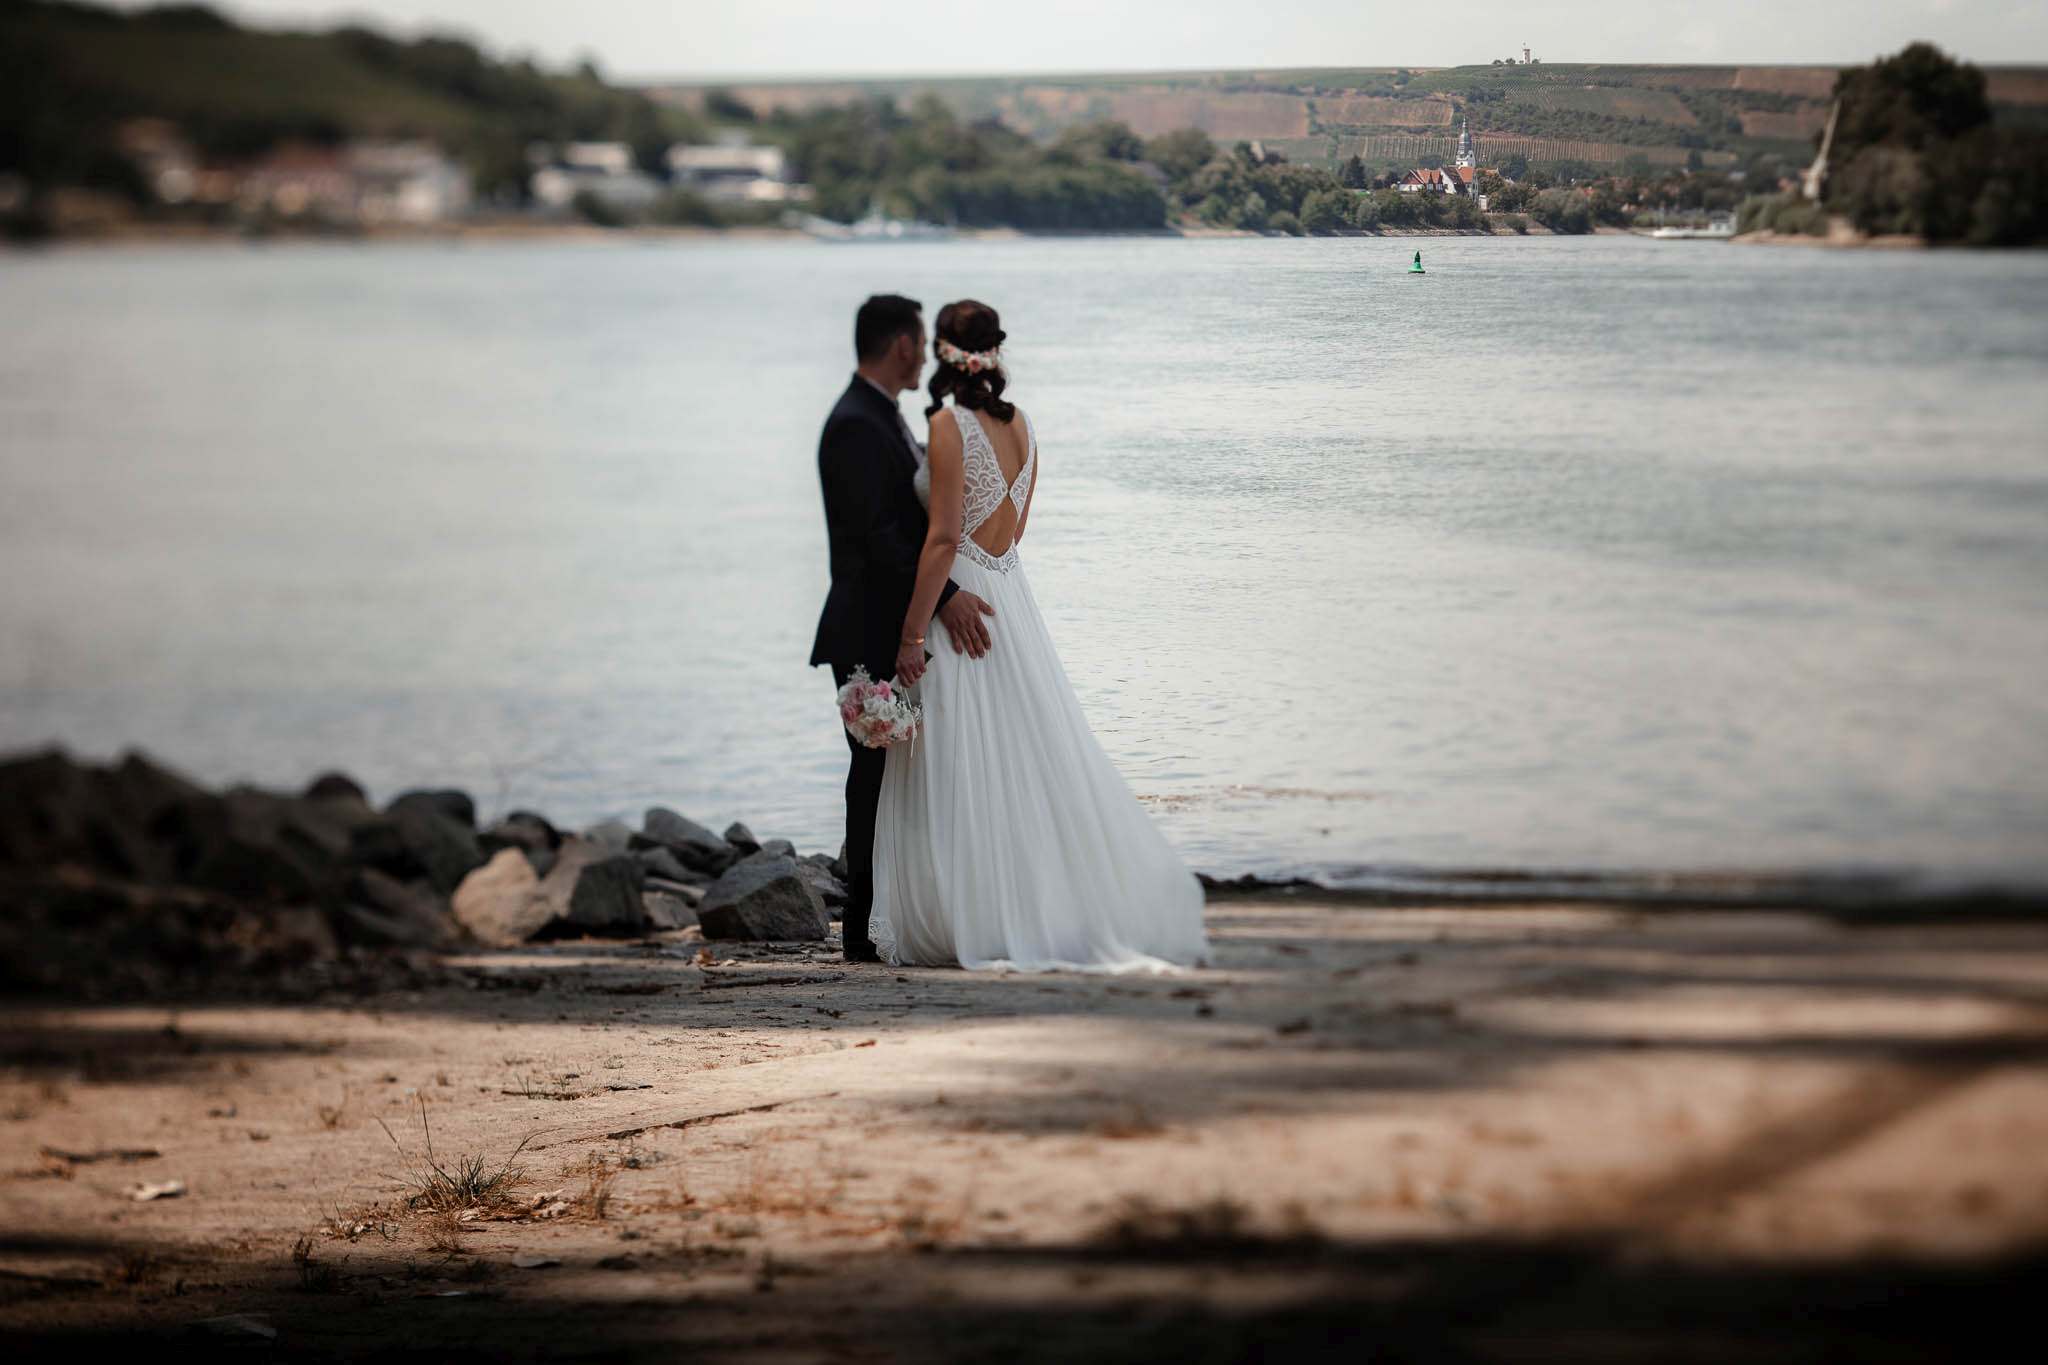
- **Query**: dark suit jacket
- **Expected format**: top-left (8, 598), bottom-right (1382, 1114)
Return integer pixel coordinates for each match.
top-left (809, 376), bottom-right (959, 676)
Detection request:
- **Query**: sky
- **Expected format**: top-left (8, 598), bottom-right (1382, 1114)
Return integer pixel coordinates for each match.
top-left (112, 1), bottom-right (2048, 80)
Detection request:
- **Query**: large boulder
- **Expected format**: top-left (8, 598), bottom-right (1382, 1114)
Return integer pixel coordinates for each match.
top-left (697, 855), bottom-right (829, 941)
top-left (581, 819), bottom-right (636, 855)
top-left (527, 838), bottom-right (648, 940)
top-left (558, 853), bottom-right (647, 937)
top-left (449, 837), bottom-right (674, 944)
top-left (1, 749), bottom-right (484, 992)
top-left (451, 847), bottom-right (546, 946)
top-left (357, 793), bottom-right (485, 896)
top-left (338, 866), bottom-right (456, 948)
top-left (0, 745), bottom-right (207, 884)
top-left (0, 747), bottom-right (465, 908)
top-left (0, 865), bottom-right (340, 999)
top-left (104, 749), bottom-right (216, 880)
top-left (793, 860), bottom-right (849, 911)
top-left (645, 876), bottom-right (705, 906)
top-left (480, 810), bottom-right (561, 873)
top-left (634, 845), bottom-right (698, 885)
top-left (634, 807), bottom-right (737, 876)
top-left (301, 771), bottom-right (367, 803)
top-left (389, 787), bottom-right (476, 828)
top-left (642, 888), bottom-right (698, 931)
top-left (166, 786), bottom-right (349, 904)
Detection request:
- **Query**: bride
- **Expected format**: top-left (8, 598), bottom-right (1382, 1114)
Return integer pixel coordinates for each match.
top-left (868, 299), bottom-right (1209, 972)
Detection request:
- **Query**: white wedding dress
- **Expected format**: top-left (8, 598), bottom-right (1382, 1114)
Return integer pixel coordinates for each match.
top-left (869, 401), bottom-right (1209, 973)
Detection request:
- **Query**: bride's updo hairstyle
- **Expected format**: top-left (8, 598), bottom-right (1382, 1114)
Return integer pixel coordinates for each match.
top-left (925, 299), bottom-right (1016, 424)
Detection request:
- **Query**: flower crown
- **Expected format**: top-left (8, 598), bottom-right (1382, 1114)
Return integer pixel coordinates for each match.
top-left (935, 337), bottom-right (1001, 374)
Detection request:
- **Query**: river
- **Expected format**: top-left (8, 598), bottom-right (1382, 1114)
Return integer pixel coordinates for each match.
top-left (2, 233), bottom-right (2044, 892)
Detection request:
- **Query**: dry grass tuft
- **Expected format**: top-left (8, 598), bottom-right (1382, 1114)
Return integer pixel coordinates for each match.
top-left (1089, 1194), bottom-right (1326, 1257)
top-left (502, 1071), bottom-right (583, 1100)
top-left (291, 1235), bottom-right (343, 1292)
top-left (580, 1153), bottom-right (619, 1220)
top-left (376, 1095), bottom-right (532, 1213)
top-left (110, 1250), bottom-right (161, 1285)
top-left (1091, 1103), bottom-right (1167, 1139)
top-left (753, 1251), bottom-right (819, 1292)
top-left (324, 1202), bottom-right (398, 1242)
top-left (421, 1208), bottom-right (469, 1256)
top-left (713, 1151), bottom-right (842, 1217)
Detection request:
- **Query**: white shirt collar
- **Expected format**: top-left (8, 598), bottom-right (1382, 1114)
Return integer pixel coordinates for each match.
top-left (858, 373), bottom-right (923, 455)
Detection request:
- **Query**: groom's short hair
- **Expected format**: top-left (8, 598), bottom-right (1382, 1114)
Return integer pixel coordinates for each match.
top-left (855, 294), bottom-right (923, 361)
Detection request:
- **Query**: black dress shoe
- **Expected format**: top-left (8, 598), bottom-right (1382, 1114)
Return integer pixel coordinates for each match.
top-left (843, 941), bottom-right (882, 964)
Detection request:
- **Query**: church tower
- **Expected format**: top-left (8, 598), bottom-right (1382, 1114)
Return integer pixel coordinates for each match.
top-left (1456, 117), bottom-right (1476, 170)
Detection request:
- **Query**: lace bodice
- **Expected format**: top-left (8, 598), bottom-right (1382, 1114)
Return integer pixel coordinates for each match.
top-left (912, 403), bottom-right (1035, 573)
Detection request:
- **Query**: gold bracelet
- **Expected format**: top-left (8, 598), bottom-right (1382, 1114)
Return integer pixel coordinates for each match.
top-left (902, 633), bottom-right (925, 647)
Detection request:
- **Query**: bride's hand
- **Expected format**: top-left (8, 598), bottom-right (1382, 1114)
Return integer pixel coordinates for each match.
top-left (896, 639), bottom-right (927, 686)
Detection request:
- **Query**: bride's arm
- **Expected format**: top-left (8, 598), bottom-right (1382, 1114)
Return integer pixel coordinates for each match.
top-left (897, 410), bottom-right (965, 685)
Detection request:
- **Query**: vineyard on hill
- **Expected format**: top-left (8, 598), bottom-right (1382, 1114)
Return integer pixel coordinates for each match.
top-left (1328, 134), bottom-right (1737, 169)
top-left (648, 60), bottom-right (2048, 176)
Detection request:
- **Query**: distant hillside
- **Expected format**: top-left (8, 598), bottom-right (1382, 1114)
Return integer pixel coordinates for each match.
top-left (0, 0), bottom-right (698, 196)
top-left (646, 61), bottom-right (2048, 174)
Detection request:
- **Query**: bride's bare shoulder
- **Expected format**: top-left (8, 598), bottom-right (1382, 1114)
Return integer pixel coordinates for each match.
top-left (925, 406), bottom-right (963, 463)
top-left (1002, 406), bottom-right (1032, 447)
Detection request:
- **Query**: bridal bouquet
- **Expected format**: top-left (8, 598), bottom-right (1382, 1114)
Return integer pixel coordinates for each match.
top-left (837, 666), bottom-right (922, 749)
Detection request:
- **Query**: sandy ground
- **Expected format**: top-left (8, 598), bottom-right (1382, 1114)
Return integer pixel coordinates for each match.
top-left (4, 893), bottom-right (2047, 1362)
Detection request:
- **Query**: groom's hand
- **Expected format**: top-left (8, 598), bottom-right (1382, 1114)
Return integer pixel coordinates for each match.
top-left (938, 591), bottom-right (995, 658)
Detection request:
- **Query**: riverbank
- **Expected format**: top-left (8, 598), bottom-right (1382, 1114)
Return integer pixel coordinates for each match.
top-left (1732, 228), bottom-right (1930, 249)
top-left (3, 895), bottom-right (2044, 1361)
top-left (8, 744), bottom-right (2036, 1012)
top-left (4, 213), bottom-right (1554, 250)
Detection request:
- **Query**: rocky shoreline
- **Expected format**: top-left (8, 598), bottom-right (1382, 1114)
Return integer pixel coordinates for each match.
top-left (0, 744), bottom-right (866, 999)
top-left (1, 744), bottom-right (1331, 1000)
top-left (9, 743), bottom-right (2032, 1003)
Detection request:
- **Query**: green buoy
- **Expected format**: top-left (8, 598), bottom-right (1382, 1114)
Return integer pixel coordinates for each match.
top-left (1408, 249), bottom-right (1426, 275)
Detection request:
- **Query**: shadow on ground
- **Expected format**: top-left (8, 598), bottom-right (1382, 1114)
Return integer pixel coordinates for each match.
top-left (2, 1226), bottom-right (2041, 1363)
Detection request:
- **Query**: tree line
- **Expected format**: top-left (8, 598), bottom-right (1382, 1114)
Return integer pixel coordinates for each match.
top-left (1730, 43), bottom-right (2046, 245)
top-left (0, 0), bottom-right (698, 209)
top-left (1823, 42), bottom-right (2046, 244)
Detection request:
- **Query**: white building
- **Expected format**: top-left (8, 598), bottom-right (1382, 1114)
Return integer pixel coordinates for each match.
top-left (236, 145), bottom-right (356, 219)
top-left (665, 133), bottom-right (807, 203)
top-left (528, 141), bottom-right (662, 214)
top-left (1396, 167), bottom-right (1458, 194)
top-left (560, 142), bottom-right (635, 176)
top-left (116, 119), bottom-right (200, 204)
top-left (348, 141), bottom-right (471, 224)
top-left (1396, 120), bottom-right (1488, 203)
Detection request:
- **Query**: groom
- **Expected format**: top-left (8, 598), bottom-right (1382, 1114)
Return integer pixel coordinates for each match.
top-left (810, 294), bottom-right (996, 962)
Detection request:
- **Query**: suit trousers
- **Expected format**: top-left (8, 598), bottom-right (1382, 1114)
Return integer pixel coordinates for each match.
top-left (831, 659), bottom-right (887, 957)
